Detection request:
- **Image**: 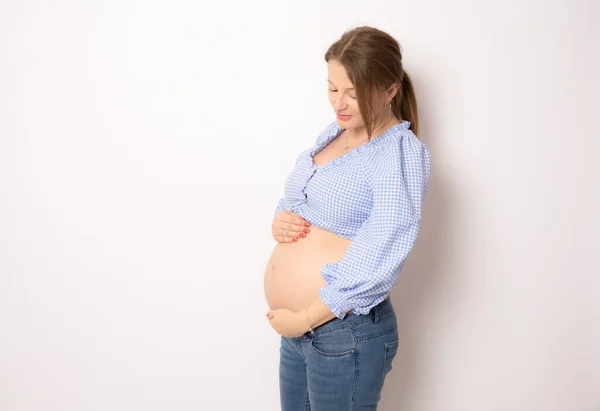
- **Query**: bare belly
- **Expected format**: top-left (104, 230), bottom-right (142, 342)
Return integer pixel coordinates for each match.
top-left (263, 225), bottom-right (352, 312)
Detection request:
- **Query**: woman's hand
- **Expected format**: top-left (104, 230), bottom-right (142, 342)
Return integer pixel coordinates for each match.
top-left (267, 308), bottom-right (308, 338)
top-left (272, 211), bottom-right (312, 243)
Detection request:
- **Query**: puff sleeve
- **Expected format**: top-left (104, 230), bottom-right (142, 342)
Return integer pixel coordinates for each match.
top-left (318, 135), bottom-right (431, 319)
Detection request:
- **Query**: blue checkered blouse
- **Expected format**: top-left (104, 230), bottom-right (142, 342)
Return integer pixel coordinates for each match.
top-left (274, 120), bottom-right (431, 319)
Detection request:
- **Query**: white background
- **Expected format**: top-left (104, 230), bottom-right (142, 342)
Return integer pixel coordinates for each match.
top-left (1, 1), bottom-right (599, 410)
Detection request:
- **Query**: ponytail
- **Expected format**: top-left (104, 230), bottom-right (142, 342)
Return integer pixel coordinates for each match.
top-left (392, 70), bottom-right (419, 138)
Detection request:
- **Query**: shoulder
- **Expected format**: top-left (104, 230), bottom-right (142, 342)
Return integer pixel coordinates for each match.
top-left (362, 123), bottom-right (430, 180)
top-left (313, 121), bottom-right (343, 146)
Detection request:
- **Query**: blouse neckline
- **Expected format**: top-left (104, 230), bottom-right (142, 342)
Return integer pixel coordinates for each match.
top-left (309, 120), bottom-right (411, 172)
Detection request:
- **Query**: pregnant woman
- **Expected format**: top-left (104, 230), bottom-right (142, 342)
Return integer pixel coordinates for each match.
top-left (264, 26), bottom-right (431, 410)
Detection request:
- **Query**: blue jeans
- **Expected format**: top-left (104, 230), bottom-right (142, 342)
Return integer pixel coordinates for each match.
top-left (279, 297), bottom-right (399, 410)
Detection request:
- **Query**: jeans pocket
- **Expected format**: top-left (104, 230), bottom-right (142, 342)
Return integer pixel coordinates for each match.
top-left (310, 329), bottom-right (357, 358)
top-left (378, 339), bottom-right (399, 391)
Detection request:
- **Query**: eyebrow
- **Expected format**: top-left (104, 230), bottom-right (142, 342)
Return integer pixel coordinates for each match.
top-left (327, 79), bottom-right (354, 90)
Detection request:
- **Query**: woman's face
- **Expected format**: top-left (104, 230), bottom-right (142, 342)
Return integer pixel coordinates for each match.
top-left (327, 59), bottom-right (362, 129)
top-left (327, 59), bottom-right (397, 131)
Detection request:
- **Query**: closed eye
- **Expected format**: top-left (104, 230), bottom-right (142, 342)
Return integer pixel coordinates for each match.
top-left (329, 89), bottom-right (356, 99)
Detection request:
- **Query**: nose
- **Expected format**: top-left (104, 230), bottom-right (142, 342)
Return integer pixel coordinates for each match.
top-left (334, 97), bottom-right (348, 112)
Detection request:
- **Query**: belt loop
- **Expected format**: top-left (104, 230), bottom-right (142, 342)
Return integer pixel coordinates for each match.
top-left (372, 304), bottom-right (380, 324)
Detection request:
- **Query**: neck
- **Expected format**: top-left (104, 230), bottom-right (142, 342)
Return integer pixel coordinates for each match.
top-left (347, 114), bottom-right (400, 143)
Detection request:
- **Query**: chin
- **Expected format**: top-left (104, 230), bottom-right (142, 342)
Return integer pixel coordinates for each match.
top-left (336, 117), bottom-right (355, 127)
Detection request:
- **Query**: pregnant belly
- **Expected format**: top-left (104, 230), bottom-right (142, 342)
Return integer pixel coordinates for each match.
top-left (263, 225), bottom-right (352, 312)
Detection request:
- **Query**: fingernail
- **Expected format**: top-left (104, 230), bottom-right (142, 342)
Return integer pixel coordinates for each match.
top-left (292, 237), bottom-right (297, 242)
top-left (304, 222), bottom-right (311, 227)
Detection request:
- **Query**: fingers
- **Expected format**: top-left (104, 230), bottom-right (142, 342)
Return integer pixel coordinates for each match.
top-left (277, 212), bottom-right (311, 229)
top-left (281, 217), bottom-right (311, 237)
top-left (272, 213), bottom-right (312, 243)
top-left (277, 226), bottom-right (310, 243)
top-left (283, 224), bottom-right (310, 238)
top-left (278, 228), bottom-right (298, 243)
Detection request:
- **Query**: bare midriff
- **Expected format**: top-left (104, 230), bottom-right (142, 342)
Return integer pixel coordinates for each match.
top-left (263, 224), bottom-right (351, 312)
top-left (264, 125), bottom-right (375, 313)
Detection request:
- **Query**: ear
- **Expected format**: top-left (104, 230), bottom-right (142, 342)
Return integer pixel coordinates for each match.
top-left (386, 83), bottom-right (400, 101)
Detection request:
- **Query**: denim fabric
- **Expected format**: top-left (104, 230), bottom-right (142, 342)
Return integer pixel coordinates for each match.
top-left (279, 298), bottom-right (399, 410)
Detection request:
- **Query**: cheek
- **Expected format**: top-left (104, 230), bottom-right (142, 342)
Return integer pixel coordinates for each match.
top-left (347, 101), bottom-right (362, 121)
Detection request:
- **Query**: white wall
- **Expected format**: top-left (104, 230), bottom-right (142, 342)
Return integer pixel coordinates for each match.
top-left (1, 1), bottom-right (598, 410)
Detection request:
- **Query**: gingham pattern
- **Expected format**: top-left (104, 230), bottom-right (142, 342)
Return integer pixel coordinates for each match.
top-left (274, 120), bottom-right (431, 319)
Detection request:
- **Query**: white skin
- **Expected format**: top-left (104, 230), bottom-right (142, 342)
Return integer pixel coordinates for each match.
top-left (272, 59), bottom-right (401, 243)
top-left (267, 60), bottom-right (404, 337)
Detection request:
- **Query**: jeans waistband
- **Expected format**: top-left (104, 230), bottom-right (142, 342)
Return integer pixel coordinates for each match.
top-left (306, 296), bottom-right (393, 337)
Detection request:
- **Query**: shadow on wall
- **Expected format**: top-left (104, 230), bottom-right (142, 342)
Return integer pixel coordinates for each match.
top-left (379, 108), bottom-right (455, 410)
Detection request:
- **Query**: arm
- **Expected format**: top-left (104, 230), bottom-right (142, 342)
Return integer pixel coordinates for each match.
top-left (317, 137), bottom-right (431, 319)
top-left (267, 136), bottom-right (431, 336)
top-left (266, 297), bottom-right (335, 338)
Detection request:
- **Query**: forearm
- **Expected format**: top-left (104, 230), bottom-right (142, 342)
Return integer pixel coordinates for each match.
top-left (267, 295), bottom-right (338, 338)
top-left (303, 295), bottom-right (337, 332)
